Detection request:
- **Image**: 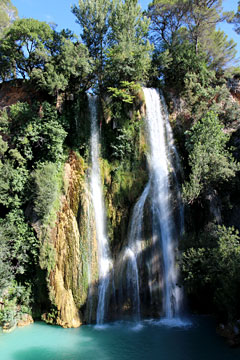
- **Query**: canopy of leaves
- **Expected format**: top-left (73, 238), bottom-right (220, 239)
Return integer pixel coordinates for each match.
top-left (148, 0), bottom-right (236, 73)
top-left (72, 0), bottom-right (152, 92)
top-left (0, 18), bottom-right (91, 94)
top-left (182, 112), bottom-right (239, 203)
top-left (0, 101), bottom-right (67, 164)
top-left (230, 0), bottom-right (240, 34)
top-left (182, 71), bottom-right (240, 124)
top-left (0, 0), bottom-right (18, 37)
top-left (105, 0), bottom-right (152, 86)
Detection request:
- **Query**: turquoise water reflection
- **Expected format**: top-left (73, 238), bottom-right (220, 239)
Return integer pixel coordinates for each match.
top-left (1, 317), bottom-right (240, 360)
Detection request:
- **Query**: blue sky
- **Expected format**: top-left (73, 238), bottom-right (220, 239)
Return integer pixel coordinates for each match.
top-left (12, 0), bottom-right (240, 59)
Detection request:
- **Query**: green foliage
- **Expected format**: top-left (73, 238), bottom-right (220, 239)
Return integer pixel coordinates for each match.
top-left (0, 0), bottom-right (18, 37)
top-left (111, 128), bottom-right (133, 159)
top-left (0, 159), bottom-right (28, 208)
top-left (105, 0), bottom-right (152, 86)
top-left (0, 18), bottom-right (91, 93)
top-left (182, 72), bottom-right (240, 125)
top-left (0, 135), bottom-right (8, 157)
top-left (39, 240), bottom-right (56, 274)
top-left (229, 1), bottom-right (240, 35)
top-left (0, 234), bottom-right (13, 294)
top-left (157, 41), bottom-right (209, 90)
top-left (148, 0), bottom-right (236, 85)
top-left (32, 162), bottom-right (63, 223)
top-left (73, 0), bottom-right (152, 92)
top-left (41, 306), bottom-right (58, 324)
top-left (72, 0), bottom-right (111, 89)
top-left (32, 36), bottom-right (92, 95)
top-left (148, 0), bottom-right (233, 50)
top-left (0, 18), bottom-right (54, 80)
top-left (0, 100), bottom-right (66, 324)
top-left (148, 0), bottom-right (190, 47)
top-left (0, 281), bottom-right (32, 326)
top-left (0, 209), bottom-right (39, 275)
top-left (202, 29), bottom-right (237, 71)
top-left (3, 101), bottom-right (67, 163)
top-left (110, 118), bottom-right (142, 162)
top-left (181, 225), bottom-right (240, 320)
top-left (182, 112), bottom-right (238, 203)
top-left (108, 81), bottom-right (141, 104)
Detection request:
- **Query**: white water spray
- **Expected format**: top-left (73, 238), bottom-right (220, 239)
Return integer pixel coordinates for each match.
top-left (124, 183), bottom-right (150, 320)
top-left (143, 88), bottom-right (182, 319)
top-left (89, 95), bottom-right (112, 325)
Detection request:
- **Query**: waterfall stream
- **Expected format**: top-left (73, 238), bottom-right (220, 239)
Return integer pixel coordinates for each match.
top-left (143, 88), bottom-right (182, 319)
top-left (124, 183), bottom-right (150, 321)
top-left (89, 95), bottom-right (112, 325)
top-left (88, 90), bottom-right (182, 323)
top-left (120, 88), bottom-right (183, 321)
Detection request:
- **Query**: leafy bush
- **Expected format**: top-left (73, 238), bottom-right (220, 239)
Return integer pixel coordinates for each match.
top-left (182, 112), bottom-right (239, 203)
top-left (181, 225), bottom-right (240, 320)
top-left (0, 281), bottom-right (32, 326)
top-left (0, 209), bottom-right (39, 275)
top-left (32, 162), bottom-right (63, 223)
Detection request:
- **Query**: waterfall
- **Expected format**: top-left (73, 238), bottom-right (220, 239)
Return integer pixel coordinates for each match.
top-left (89, 95), bottom-right (112, 325)
top-left (143, 88), bottom-right (182, 319)
top-left (161, 95), bottom-right (184, 236)
top-left (123, 183), bottom-right (150, 321)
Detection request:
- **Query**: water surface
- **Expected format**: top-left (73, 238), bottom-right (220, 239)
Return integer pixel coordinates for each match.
top-left (1, 317), bottom-right (240, 360)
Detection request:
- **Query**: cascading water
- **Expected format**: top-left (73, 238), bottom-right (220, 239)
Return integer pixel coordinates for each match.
top-left (162, 95), bottom-right (185, 236)
top-left (123, 183), bottom-right (150, 321)
top-left (118, 88), bottom-right (183, 322)
top-left (143, 88), bottom-right (182, 319)
top-left (89, 95), bottom-right (112, 325)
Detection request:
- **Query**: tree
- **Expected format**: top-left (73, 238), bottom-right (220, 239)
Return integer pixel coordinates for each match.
top-left (201, 29), bottom-right (237, 71)
top-left (0, 232), bottom-right (13, 296)
top-left (182, 70), bottom-right (240, 124)
top-left (6, 101), bottom-right (67, 163)
top-left (72, 0), bottom-right (152, 92)
top-left (182, 112), bottom-right (238, 204)
top-left (0, 0), bottom-right (18, 37)
top-left (229, 0), bottom-right (240, 34)
top-left (147, 0), bottom-right (189, 47)
top-left (32, 37), bottom-right (92, 95)
top-left (0, 18), bottom-right (54, 80)
top-left (32, 162), bottom-right (61, 221)
top-left (156, 41), bottom-right (209, 90)
top-left (0, 19), bottom-right (91, 94)
top-left (72, 0), bottom-right (111, 91)
top-left (185, 0), bottom-right (231, 53)
top-left (105, 0), bottom-right (152, 86)
top-left (147, 0), bottom-right (236, 73)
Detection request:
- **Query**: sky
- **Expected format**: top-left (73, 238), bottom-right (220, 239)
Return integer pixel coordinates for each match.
top-left (12, 0), bottom-right (240, 58)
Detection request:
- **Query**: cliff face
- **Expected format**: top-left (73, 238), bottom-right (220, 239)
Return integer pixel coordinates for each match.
top-left (0, 79), bottom-right (50, 109)
top-left (46, 152), bottom-right (98, 328)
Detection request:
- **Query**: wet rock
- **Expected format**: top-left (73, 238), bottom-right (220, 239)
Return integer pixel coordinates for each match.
top-left (3, 321), bottom-right (17, 333)
top-left (217, 321), bottom-right (240, 347)
top-left (17, 314), bottom-right (34, 328)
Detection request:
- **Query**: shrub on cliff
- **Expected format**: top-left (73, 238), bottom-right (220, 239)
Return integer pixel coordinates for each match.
top-left (182, 112), bottom-right (239, 204)
top-left (181, 224), bottom-right (240, 321)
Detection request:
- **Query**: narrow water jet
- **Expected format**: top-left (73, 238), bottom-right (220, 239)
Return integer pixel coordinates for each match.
top-left (88, 95), bottom-right (112, 325)
top-left (85, 187), bottom-right (94, 323)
